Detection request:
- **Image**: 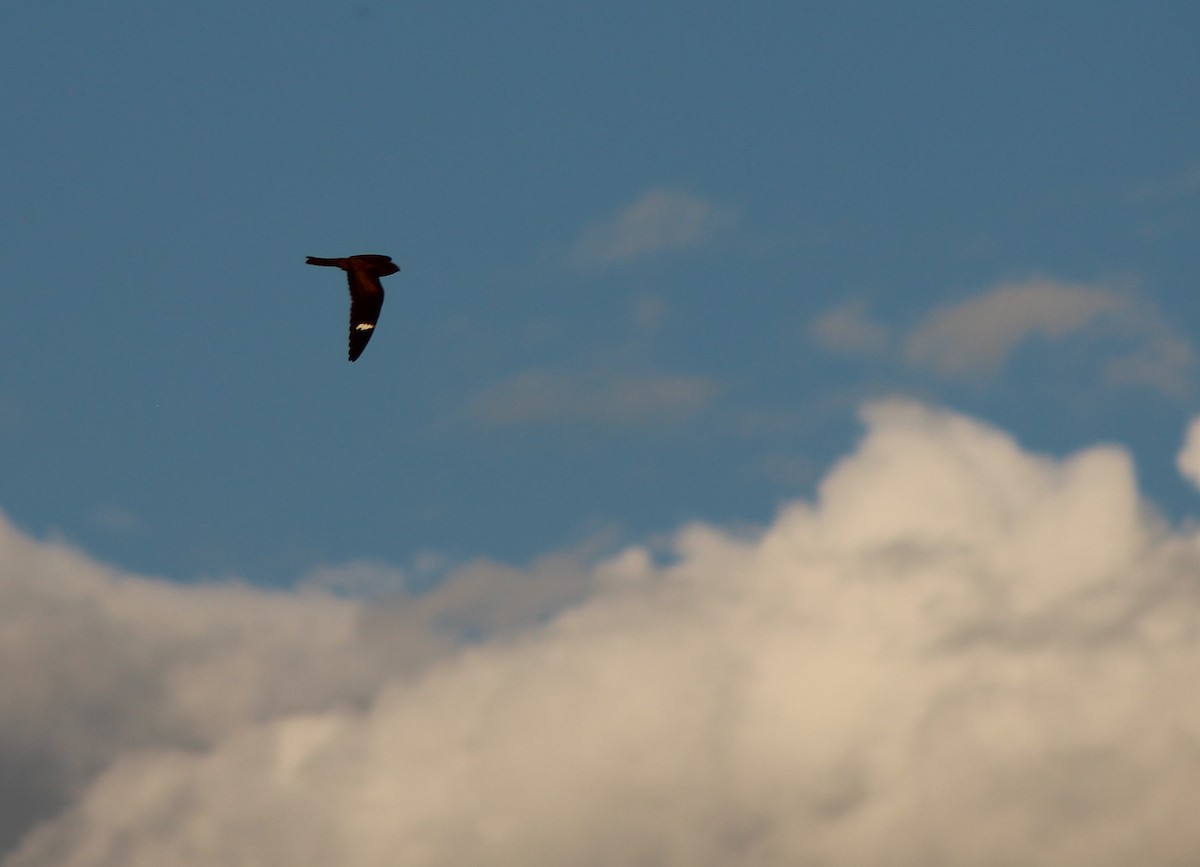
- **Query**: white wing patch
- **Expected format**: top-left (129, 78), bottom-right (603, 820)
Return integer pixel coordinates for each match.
top-left (354, 323), bottom-right (375, 331)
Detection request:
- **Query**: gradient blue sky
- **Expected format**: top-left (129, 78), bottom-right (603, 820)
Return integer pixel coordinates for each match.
top-left (2, 1), bottom-right (1198, 585)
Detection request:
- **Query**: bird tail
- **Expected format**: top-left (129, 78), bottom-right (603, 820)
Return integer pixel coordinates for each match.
top-left (305, 256), bottom-right (344, 267)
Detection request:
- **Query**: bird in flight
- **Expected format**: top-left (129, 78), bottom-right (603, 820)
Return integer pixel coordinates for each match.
top-left (306, 254), bottom-right (400, 361)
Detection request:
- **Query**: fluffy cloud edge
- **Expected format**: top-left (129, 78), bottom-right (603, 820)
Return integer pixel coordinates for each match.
top-left (7, 402), bottom-right (1200, 866)
top-left (1177, 416), bottom-right (1200, 490)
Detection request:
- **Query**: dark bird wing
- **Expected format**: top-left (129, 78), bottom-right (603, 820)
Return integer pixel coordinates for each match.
top-left (346, 269), bottom-right (385, 362)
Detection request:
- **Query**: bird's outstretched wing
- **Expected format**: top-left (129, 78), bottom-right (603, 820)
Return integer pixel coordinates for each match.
top-left (307, 253), bottom-right (398, 361)
top-left (346, 270), bottom-right (385, 362)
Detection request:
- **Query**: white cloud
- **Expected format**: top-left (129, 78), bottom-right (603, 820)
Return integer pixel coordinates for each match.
top-left (904, 278), bottom-right (1126, 376)
top-left (0, 522), bottom-right (591, 859)
top-left (1177, 417), bottom-right (1200, 490)
top-left (800, 276), bottom-right (1200, 397)
top-left (566, 189), bottom-right (737, 267)
top-left (810, 300), bottom-right (891, 356)
top-left (0, 519), bottom-right (383, 856)
top-left (7, 402), bottom-right (1200, 865)
top-left (468, 369), bottom-right (721, 427)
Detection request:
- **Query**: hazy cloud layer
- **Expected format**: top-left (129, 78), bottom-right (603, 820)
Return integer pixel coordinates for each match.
top-left (468, 369), bottom-right (721, 427)
top-left (904, 278), bottom-right (1127, 376)
top-left (810, 301), bottom-right (891, 356)
top-left (813, 277), bottom-right (1196, 397)
top-left (1129, 161), bottom-right (1200, 201)
top-left (1103, 331), bottom-right (1197, 398)
top-left (6, 402), bottom-right (1200, 865)
top-left (566, 189), bottom-right (737, 267)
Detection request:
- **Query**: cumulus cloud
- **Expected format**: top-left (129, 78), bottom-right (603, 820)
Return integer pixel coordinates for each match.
top-left (7, 402), bottom-right (1200, 865)
top-left (0, 521), bottom-right (380, 856)
top-left (468, 369), bottom-right (721, 427)
top-left (0, 523), bottom-right (591, 860)
top-left (566, 189), bottom-right (737, 267)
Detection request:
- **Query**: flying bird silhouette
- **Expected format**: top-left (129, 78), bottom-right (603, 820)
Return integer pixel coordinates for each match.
top-left (306, 254), bottom-right (400, 361)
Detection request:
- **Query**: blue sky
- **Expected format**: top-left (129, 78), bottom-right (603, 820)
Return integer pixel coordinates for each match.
top-left (0, 1), bottom-right (1195, 581)
top-left (1, 2), bottom-right (1198, 584)
top-left (5, 4), bottom-right (1200, 863)
top-left (4, 3), bottom-right (1195, 583)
